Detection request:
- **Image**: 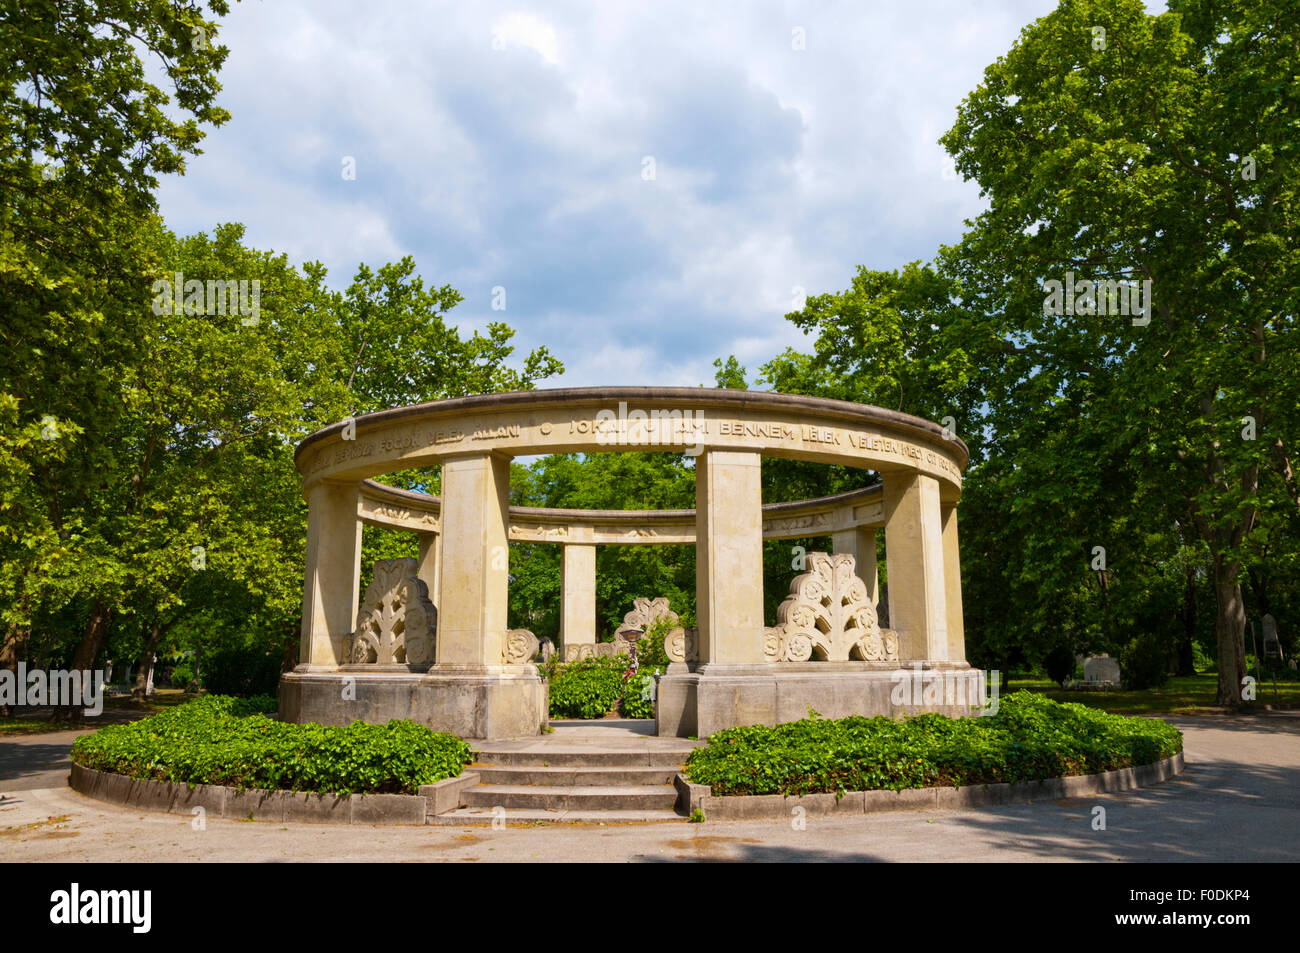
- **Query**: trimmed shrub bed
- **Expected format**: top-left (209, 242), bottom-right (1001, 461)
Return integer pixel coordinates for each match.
top-left (684, 691), bottom-right (1183, 796)
top-left (543, 654), bottom-right (659, 719)
top-left (70, 695), bottom-right (474, 795)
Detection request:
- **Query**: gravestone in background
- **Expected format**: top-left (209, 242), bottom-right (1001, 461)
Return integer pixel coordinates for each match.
top-left (1083, 655), bottom-right (1121, 686)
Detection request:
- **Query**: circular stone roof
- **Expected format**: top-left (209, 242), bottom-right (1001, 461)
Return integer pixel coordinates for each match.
top-left (356, 478), bottom-right (887, 543)
top-left (295, 387), bottom-right (968, 497)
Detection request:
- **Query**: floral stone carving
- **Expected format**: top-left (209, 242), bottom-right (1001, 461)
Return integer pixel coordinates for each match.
top-left (349, 558), bottom-right (436, 665)
top-left (763, 552), bottom-right (898, 662)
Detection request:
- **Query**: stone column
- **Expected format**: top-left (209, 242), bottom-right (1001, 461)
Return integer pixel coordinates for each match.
top-left (298, 480), bottom-right (363, 667)
top-left (417, 531), bottom-right (441, 609)
top-left (695, 451), bottom-right (765, 666)
top-left (882, 472), bottom-right (949, 662)
top-left (832, 526), bottom-right (879, 607)
top-left (560, 543), bottom-right (597, 649)
top-left (435, 453), bottom-right (510, 669)
top-left (940, 502), bottom-right (966, 664)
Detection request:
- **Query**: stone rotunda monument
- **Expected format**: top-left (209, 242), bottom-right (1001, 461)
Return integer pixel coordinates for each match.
top-left (279, 387), bottom-right (981, 738)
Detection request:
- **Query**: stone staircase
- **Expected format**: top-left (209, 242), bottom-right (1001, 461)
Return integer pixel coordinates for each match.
top-left (430, 720), bottom-right (700, 825)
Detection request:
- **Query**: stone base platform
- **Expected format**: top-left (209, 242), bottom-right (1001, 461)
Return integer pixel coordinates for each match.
top-left (434, 719), bottom-right (701, 824)
top-left (279, 667), bottom-right (548, 739)
top-left (656, 665), bottom-right (987, 737)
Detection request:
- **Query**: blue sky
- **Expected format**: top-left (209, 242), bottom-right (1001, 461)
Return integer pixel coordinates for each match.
top-left (155, 1), bottom-right (1154, 390)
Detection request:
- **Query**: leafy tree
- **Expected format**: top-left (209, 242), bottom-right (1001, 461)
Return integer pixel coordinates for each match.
top-left (1, 0), bottom-right (236, 695)
top-left (712, 355), bottom-right (748, 390)
top-left (936, 0), bottom-right (1299, 704)
top-left (766, 0), bottom-right (1300, 706)
top-left (335, 258), bottom-right (561, 417)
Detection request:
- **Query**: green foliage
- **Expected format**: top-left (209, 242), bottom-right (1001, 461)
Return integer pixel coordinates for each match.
top-left (762, 0), bottom-right (1300, 705)
top-left (712, 356), bottom-right (748, 389)
top-left (684, 692), bottom-right (1183, 797)
top-left (633, 616), bottom-right (675, 670)
top-left (2, 0), bottom-right (237, 663)
top-left (1192, 641), bottom-right (1216, 673)
top-left (542, 654), bottom-right (661, 719)
top-left (1043, 644), bottom-right (1077, 687)
top-left (168, 663), bottom-right (197, 691)
top-left (70, 696), bottom-right (473, 795)
top-left (619, 669), bottom-right (658, 719)
top-left (508, 453), bottom-right (697, 640)
top-left (1120, 633), bottom-right (1172, 690)
top-left (1, 4), bottom-right (564, 692)
top-left (202, 640), bottom-right (284, 697)
top-left (546, 656), bottom-right (626, 719)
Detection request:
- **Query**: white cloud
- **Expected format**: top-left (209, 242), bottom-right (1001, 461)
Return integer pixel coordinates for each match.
top-left (155, 1), bottom-right (1074, 390)
top-left (491, 12), bottom-right (561, 65)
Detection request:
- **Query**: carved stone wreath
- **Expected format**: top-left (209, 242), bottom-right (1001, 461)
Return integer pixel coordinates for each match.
top-left (562, 641), bottom-right (625, 661)
top-left (557, 596), bottom-right (697, 662)
top-left (763, 552), bottom-right (898, 662)
top-left (622, 596), bottom-right (697, 663)
top-left (503, 629), bottom-right (552, 665)
top-left (349, 558), bottom-right (436, 665)
top-left (663, 627), bottom-right (698, 664)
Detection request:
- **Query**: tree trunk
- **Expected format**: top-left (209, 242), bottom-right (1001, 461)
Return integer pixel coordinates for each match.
top-left (132, 622), bottom-right (164, 704)
top-left (0, 625), bottom-right (30, 717)
top-left (1176, 565), bottom-right (1196, 676)
top-left (59, 599), bottom-right (111, 722)
top-left (1212, 559), bottom-right (1247, 708)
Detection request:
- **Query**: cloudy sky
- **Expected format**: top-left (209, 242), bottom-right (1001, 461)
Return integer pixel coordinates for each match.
top-left (156, 0), bottom-right (1159, 391)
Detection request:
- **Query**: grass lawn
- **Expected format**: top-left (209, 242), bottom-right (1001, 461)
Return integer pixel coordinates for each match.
top-left (0, 716), bottom-right (88, 736)
top-left (0, 689), bottom-right (198, 736)
top-left (1010, 673), bottom-right (1300, 715)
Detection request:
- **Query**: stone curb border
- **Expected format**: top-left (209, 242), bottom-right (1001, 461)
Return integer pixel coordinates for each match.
top-left (68, 762), bottom-right (480, 825)
top-left (674, 751), bottom-right (1185, 820)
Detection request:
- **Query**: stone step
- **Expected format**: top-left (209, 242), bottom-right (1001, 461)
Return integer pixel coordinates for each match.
top-left (461, 783), bottom-right (679, 812)
top-left (469, 749), bottom-right (694, 768)
top-left (471, 765), bottom-right (679, 786)
top-left (429, 807), bottom-right (687, 826)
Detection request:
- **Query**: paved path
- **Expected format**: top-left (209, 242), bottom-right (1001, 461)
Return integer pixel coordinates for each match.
top-left (0, 728), bottom-right (101, 793)
top-left (0, 706), bottom-right (150, 792)
top-left (2, 713), bottom-right (1296, 862)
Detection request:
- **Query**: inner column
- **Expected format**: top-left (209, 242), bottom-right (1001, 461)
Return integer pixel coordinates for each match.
top-left (417, 530), bottom-right (441, 612)
top-left (941, 501), bottom-right (966, 663)
top-left (695, 450), bottom-right (765, 666)
top-left (298, 480), bottom-right (362, 668)
top-left (832, 525), bottom-right (879, 607)
top-left (882, 471), bottom-right (949, 662)
top-left (560, 541), bottom-right (597, 651)
top-left (435, 453), bottom-right (511, 670)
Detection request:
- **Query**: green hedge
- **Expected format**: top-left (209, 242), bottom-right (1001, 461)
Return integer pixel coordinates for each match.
top-left (544, 655), bottom-right (660, 719)
top-left (684, 691), bottom-right (1183, 796)
top-left (70, 695), bottom-right (474, 795)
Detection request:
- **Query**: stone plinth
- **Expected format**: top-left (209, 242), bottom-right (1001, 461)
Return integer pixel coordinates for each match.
top-left (656, 665), bottom-right (983, 738)
top-left (279, 668), bottom-right (547, 739)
